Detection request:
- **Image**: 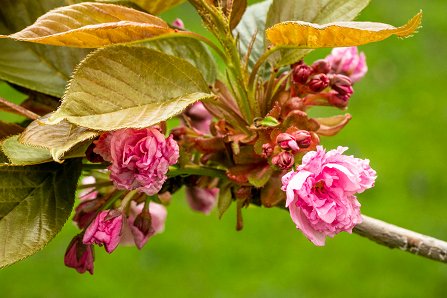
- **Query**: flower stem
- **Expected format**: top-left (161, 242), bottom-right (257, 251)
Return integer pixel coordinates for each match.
top-left (354, 215), bottom-right (447, 264)
top-left (168, 165), bottom-right (226, 179)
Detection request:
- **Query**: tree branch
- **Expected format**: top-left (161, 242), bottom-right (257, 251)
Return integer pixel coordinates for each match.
top-left (353, 215), bottom-right (447, 264)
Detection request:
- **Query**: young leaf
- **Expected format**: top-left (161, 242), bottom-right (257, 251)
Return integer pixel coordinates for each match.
top-left (0, 0), bottom-right (89, 97)
top-left (1, 136), bottom-right (52, 165)
top-left (19, 114), bottom-right (98, 162)
top-left (217, 181), bottom-right (233, 219)
top-left (265, 0), bottom-right (371, 66)
top-left (140, 36), bottom-right (217, 84)
top-left (247, 164), bottom-right (273, 188)
top-left (233, 0), bottom-right (272, 72)
top-left (96, 0), bottom-right (185, 15)
top-left (0, 159), bottom-right (82, 268)
top-left (0, 2), bottom-right (174, 48)
top-left (266, 11), bottom-right (422, 48)
top-left (48, 46), bottom-right (215, 131)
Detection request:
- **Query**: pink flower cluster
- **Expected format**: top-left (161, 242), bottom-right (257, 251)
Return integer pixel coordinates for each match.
top-left (94, 127), bottom-right (179, 195)
top-left (282, 146), bottom-right (376, 246)
top-left (325, 47), bottom-right (368, 83)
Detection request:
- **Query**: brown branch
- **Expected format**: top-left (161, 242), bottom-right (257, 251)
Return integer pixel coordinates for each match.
top-left (0, 96), bottom-right (39, 120)
top-left (353, 215), bottom-right (447, 264)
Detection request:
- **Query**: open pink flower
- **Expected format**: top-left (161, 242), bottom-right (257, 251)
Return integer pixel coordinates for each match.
top-left (120, 201), bottom-right (167, 249)
top-left (64, 235), bottom-right (94, 274)
top-left (282, 146), bottom-right (376, 246)
top-left (325, 47), bottom-right (368, 83)
top-left (83, 210), bottom-right (123, 253)
top-left (95, 128), bottom-right (179, 196)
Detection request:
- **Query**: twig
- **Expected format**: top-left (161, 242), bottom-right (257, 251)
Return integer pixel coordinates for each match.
top-left (0, 96), bottom-right (39, 120)
top-left (353, 215), bottom-right (447, 264)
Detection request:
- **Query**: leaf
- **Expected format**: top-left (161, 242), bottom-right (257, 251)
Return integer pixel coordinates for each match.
top-left (233, 0), bottom-right (272, 72)
top-left (265, 0), bottom-right (371, 66)
top-left (266, 11), bottom-right (422, 48)
top-left (0, 0), bottom-right (90, 97)
top-left (217, 181), bottom-right (232, 219)
top-left (0, 159), bottom-right (82, 268)
top-left (0, 121), bottom-right (24, 139)
top-left (19, 114), bottom-right (98, 162)
top-left (1, 135), bottom-right (52, 166)
top-left (247, 164), bottom-right (273, 188)
top-left (96, 0), bottom-right (185, 14)
top-left (48, 46), bottom-right (215, 131)
top-left (140, 36), bottom-right (217, 84)
top-left (0, 2), bottom-right (174, 48)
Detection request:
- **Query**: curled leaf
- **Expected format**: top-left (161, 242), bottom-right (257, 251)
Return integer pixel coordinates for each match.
top-left (96, 0), bottom-right (185, 15)
top-left (0, 2), bottom-right (174, 48)
top-left (266, 10), bottom-right (422, 48)
top-left (315, 114), bottom-right (352, 136)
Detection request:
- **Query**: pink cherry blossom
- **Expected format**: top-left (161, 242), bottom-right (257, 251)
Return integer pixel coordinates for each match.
top-left (281, 146), bottom-right (376, 246)
top-left (64, 235), bottom-right (94, 274)
top-left (184, 101), bottom-right (213, 134)
top-left (325, 47), bottom-right (368, 83)
top-left (185, 186), bottom-right (219, 215)
top-left (120, 201), bottom-right (167, 249)
top-left (83, 210), bottom-right (123, 253)
top-left (95, 128), bottom-right (179, 196)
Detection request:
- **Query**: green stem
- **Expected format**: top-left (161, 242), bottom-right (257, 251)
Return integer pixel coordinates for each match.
top-left (248, 46), bottom-right (282, 96)
top-left (77, 181), bottom-right (113, 190)
top-left (82, 163), bottom-right (108, 170)
top-left (168, 165), bottom-right (227, 179)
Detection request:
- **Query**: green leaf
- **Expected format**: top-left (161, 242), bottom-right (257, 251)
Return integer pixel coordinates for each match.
top-left (0, 2), bottom-right (174, 48)
top-left (217, 181), bottom-right (232, 219)
top-left (233, 0), bottom-right (272, 72)
top-left (265, 0), bottom-right (371, 66)
top-left (19, 114), bottom-right (98, 162)
top-left (0, 159), bottom-right (82, 268)
top-left (140, 36), bottom-right (217, 84)
top-left (1, 135), bottom-right (52, 166)
top-left (48, 46), bottom-right (215, 131)
top-left (247, 164), bottom-right (273, 188)
top-left (255, 116), bottom-right (280, 127)
top-left (0, 0), bottom-right (90, 97)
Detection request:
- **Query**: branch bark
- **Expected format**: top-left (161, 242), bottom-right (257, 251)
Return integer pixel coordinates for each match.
top-left (353, 215), bottom-right (447, 264)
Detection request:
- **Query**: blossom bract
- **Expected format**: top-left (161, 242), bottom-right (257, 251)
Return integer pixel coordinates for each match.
top-left (83, 210), bottom-right (123, 253)
top-left (325, 47), bottom-right (368, 83)
top-left (282, 146), bottom-right (376, 246)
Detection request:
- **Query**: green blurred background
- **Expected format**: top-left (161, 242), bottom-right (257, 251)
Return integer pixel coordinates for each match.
top-left (1, 0), bottom-right (447, 297)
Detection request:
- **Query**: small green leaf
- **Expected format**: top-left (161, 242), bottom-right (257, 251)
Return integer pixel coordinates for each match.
top-left (48, 46), bottom-right (215, 131)
top-left (247, 164), bottom-right (274, 188)
top-left (140, 36), bottom-right (217, 84)
top-left (265, 0), bottom-right (371, 66)
top-left (19, 114), bottom-right (98, 162)
top-left (0, 0), bottom-right (90, 97)
top-left (233, 0), bottom-right (272, 72)
top-left (0, 159), bottom-right (82, 268)
top-left (255, 116), bottom-right (280, 127)
top-left (217, 181), bottom-right (232, 219)
top-left (1, 135), bottom-right (52, 166)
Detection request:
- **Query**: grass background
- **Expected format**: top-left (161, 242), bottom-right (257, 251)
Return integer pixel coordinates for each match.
top-left (1, 0), bottom-right (447, 297)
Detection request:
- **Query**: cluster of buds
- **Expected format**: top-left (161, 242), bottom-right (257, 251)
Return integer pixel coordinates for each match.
top-left (291, 47), bottom-right (367, 109)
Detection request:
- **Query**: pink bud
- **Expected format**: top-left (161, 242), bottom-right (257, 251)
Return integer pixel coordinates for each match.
top-left (328, 91), bottom-right (350, 108)
top-left (184, 101), bottom-right (213, 134)
top-left (331, 75), bottom-right (353, 96)
top-left (272, 151), bottom-right (295, 170)
top-left (311, 59), bottom-right (331, 74)
top-left (83, 210), bottom-right (123, 253)
top-left (308, 74), bottom-right (330, 92)
top-left (276, 133), bottom-right (299, 152)
top-left (292, 130), bottom-right (312, 148)
top-left (261, 143), bottom-right (274, 158)
top-left (186, 186), bottom-right (219, 215)
top-left (293, 64), bottom-right (312, 84)
top-left (73, 199), bottom-right (102, 229)
top-left (172, 18), bottom-right (184, 29)
top-left (325, 47), bottom-right (368, 83)
top-left (64, 235), bottom-right (94, 274)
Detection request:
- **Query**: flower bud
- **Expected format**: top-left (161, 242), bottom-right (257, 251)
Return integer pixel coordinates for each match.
top-left (292, 130), bottom-right (312, 148)
top-left (292, 64), bottom-right (312, 84)
top-left (64, 235), bottom-right (94, 274)
top-left (186, 186), bottom-right (219, 215)
top-left (312, 59), bottom-right (331, 74)
top-left (133, 210), bottom-right (153, 236)
top-left (276, 133), bottom-right (299, 152)
top-left (308, 74), bottom-right (330, 92)
top-left (261, 143), bottom-right (274, 158)
top-left (328, 91), bottom-right (350, 108)
top-left (331, 75), bottom-right (353, 96)
top-left (172, 18), bottom-right (184, 29)
top-left (73, 199), bottom-right (102, 229)
top-left (83, 210), bottom-right (123, 253)
top-left (272, 151), bottom-right (295, 170)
